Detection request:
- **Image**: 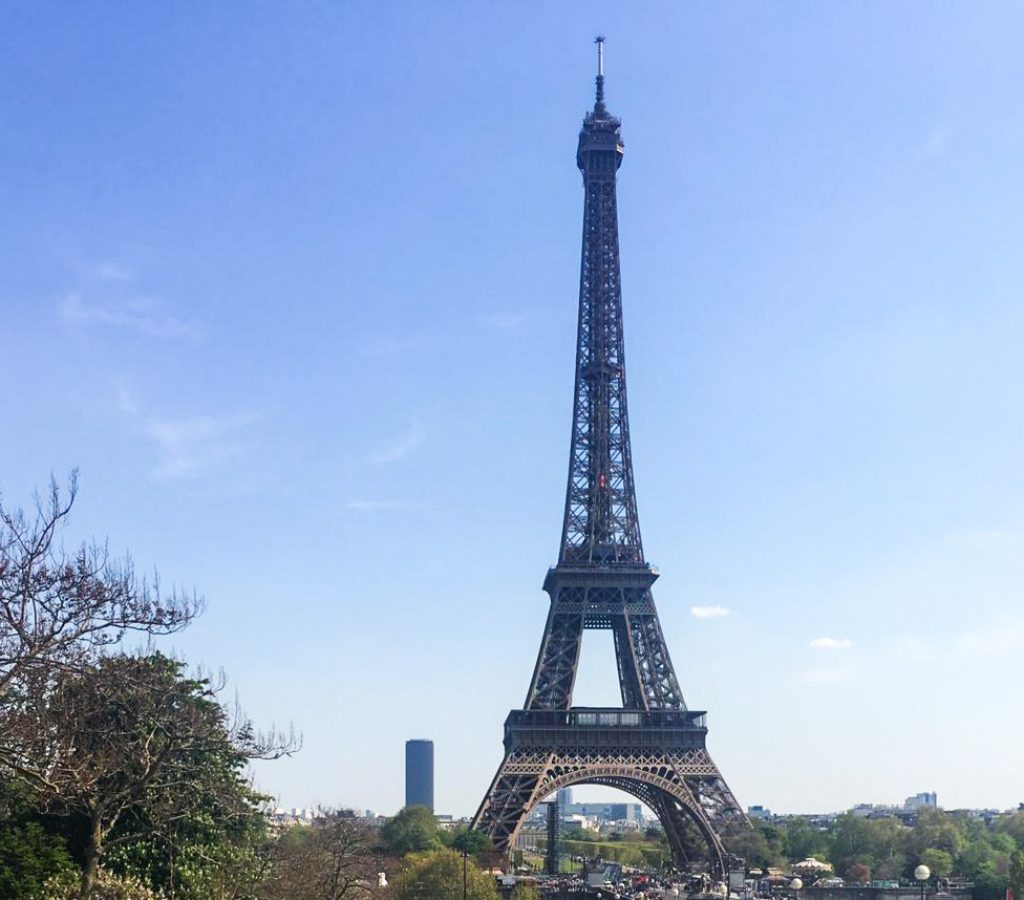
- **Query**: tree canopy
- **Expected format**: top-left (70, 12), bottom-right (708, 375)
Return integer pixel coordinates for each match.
top-left (380, 806), bottom-right (444, 857)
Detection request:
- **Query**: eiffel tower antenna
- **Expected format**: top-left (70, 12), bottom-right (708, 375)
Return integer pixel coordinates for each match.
top-left (471, 42), bottom-right (750, 877)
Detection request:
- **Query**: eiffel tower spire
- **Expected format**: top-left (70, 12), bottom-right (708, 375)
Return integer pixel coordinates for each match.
top-left (561, 35), bottom-right (641, 567)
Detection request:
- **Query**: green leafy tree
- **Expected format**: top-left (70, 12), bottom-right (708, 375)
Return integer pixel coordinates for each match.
top-left (921, 849), bottom-right (954, 879)
top-left (510, 883), bottom-right (541, 900)
top-left (0, 820), bottom-right (75, 899)
top-left (381, 806), bottom-right (443, 857)
top-left (830, 814), bottom-right (873, 871)
top-left (1009, 850), bottom-right (1024, 900)
top-left (724, 825), bottom-right (785, 870)
top-left (449, 828), bottom-right (493, 857)
top-left (910, 811), bottom-right (967, 859)
top-left (970, 863), bottom-right (1009, 900)
top-left (782, 818), bottom-right (831, 863)
top-left (391, 849), bottom-right (498, 900)
top-left (41, 867), bottom-right (162, 899)
top-left (0, 654), bottom-right (292, 898)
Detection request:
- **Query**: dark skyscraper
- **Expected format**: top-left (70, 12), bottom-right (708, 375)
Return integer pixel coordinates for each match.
top-left (405, 739), bottom-right (434, 811)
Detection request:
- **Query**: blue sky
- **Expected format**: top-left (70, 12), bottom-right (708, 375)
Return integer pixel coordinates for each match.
top-left (3, 2), bottom-right (1024, 817)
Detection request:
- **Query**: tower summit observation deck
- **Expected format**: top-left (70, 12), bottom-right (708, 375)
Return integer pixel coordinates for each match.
top-left (471, 40), bottom-right (749, 874)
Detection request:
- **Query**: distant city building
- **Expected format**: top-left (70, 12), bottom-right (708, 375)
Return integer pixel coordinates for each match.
top-left (748, 805), bottom-right (772, 820)
top-left (851, 803), bottom-right (899, 819)
top-left (557, 787), bottom-right (573, 815)
top-left (405, 739), bottom-right (434, 811)
top-left (556, 799), bottom-right (643, 824)
top-left (904, 792), bottom-right (938, 811)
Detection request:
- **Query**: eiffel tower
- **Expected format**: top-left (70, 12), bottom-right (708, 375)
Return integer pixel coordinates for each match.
top-left (471, 40), bottom-right (749, 875)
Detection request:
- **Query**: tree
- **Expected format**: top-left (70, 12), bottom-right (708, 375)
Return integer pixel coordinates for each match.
top-left (381, 806), bottom-right (443, 857)
top-left (847, 862), bottom-right (871, 884)
top-left (782, 818), bottom-right (830, 863)
top-left (449, 828), bottom-right (493, 858)
top-left (41, 868), bottom-right (162, 899)
top-left (0, 820), bottom-right (75, 898)
top-left (921, 849), bottom-right (954, 879)
top-left (258, 814), bottom-right (384, 900)
top-left (0, 653), bottom-right (293, 898)
top-left (390, 849), bottom-right (498, 900)
top-left (0, 474), bottom-right (199, 693)
top-left (1009, 849), bottom-right (1024, 900)
top-left (510, 883), bottom-right (541, 900)
top-left (723, 825), bottom-right (785, 870)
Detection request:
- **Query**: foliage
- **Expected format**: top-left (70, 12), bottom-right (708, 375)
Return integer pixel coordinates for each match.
top-left (380, 807), bottom-right (443, 857)
top-left (448, 828), bottom-right (493, 858)
top-left (40, 867), bottom-right (162, 899)
top-left (390, 849), bottom-right (498, 900)
top-left (257, 814), bottom-right (383, 900)
top-left (561, 838), bottom-right (667, 868)
top-left (782, 818), bottom-right (830, 863)
top-left (510, 883), bottom-right (541, 900)
top-left (0, 821), bottom-right (75, 899)
top-left (723, 825), bottom-right (786, 870)
top-left (0, 653), bottom-right (292, 898)
top-left (847, 862), bottom-right (871, 884)
top-left (732, 809), bottom-right (1024, 900)
top-left (1009, 849), bottom-right (1024, 900)
top-left (920, 848), bottom-right (954, 879)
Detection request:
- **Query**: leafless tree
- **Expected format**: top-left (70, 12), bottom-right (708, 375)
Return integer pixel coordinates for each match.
top-left (0, 472), bottom-right (201, 693)
top-left (258, 811), bottom-right (387, 900)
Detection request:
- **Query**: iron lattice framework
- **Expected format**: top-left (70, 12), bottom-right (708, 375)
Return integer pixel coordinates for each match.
top-left (471, 40), bottom-right (749, 875)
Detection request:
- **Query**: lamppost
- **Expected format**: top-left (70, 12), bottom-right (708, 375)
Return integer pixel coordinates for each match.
top-left (791, 877), bottom-right (804, 900)
top-left (915, 864), bottom-right (931, 900)
top-left (462, 848), bottom-right (469, 900)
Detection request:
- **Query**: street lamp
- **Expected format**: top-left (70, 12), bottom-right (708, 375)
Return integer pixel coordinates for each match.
top-left (462, 848), bottom-right (469, 900)
top-left (915, 864), bottom-right (931, 900)
top-left (791, 877), bottom-right (804, 900)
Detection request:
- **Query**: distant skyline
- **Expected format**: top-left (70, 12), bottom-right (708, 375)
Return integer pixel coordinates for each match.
top-left (3, 3), bottom-right (1024, 818)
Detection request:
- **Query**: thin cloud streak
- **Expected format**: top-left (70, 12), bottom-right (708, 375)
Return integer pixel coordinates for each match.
top-left (369, 419), bottom-right (425, 464)
top-left (61, 293), bottom-right (201, 340)
top-left (115, 384), bottom-right (263, 479)
top-left (147, 412), bottom-right (263, 479)
top-left (90, 261), bottom-right (133, 281)
top-left (810, 636), bottom-right (853, 649)
top-left (690, 605), bottom-right (732, 619)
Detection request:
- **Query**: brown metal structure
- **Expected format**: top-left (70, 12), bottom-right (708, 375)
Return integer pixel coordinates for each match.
top-left (471, 40), bottom-right (749, 874)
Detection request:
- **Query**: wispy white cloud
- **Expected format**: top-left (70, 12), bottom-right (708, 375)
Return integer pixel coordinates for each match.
top-left (369, 418), bottom-right (425, 464)
top-left (62, 293), bottom-right (201, 340)
top-left (810, 636), bottom-right (853, 650)
top-left (90, 261), bottom-right (133, 281)
top-left (147, 412), bottom-right (262, 479)
top-left (690, 605), bottom-right (732, 619)
top-left (345, 500), bottom-right (404, 511)
top-left (115, 382), bottom-right (139, 416)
